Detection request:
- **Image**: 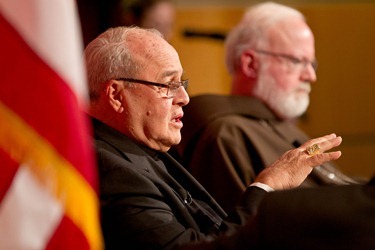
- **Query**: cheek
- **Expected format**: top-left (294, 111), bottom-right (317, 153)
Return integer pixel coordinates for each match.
top-left (281, 78), bottom-right (300, 92)
top-left (269, 68), bottom-right (300, 92)
top-left (145, 102), bottom-right (170, 125)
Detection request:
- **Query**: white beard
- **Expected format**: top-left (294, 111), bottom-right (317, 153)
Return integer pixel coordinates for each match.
top-left (253, 70), bottom-right (311, 120)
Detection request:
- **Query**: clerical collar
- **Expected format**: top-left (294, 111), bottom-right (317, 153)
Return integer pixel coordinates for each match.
top-left (138, 143), bottom-right (160, 160)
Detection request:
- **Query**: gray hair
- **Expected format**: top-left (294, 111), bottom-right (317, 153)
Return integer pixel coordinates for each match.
top-left (84, 26), bottom-right (163, 101)
top-left (224, 2), bottom-right (305, 75)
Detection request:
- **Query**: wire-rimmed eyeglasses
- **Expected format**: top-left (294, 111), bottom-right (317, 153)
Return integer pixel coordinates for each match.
top-left (254, 49), bottom-right (318, 72)
top-left (116, 78), bottom-right (188, 98)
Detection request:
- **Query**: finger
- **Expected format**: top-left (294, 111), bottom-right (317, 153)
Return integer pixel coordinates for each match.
top-left (302, 135), bottom-right (342, 156)
top-left (307, 150), bottom-right (342, 166)
top-left (314, 136), bottom-right (342, 153)
top-left (300, 133), bottom-right (337, 149)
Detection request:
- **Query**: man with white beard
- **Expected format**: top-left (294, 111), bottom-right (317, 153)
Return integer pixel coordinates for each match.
top-left (173, 2), bottom-right (359, 213)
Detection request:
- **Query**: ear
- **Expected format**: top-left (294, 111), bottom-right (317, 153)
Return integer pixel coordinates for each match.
top-left (105, 80), bottom-right (125, 113)
top-left (240, 51), bottom-right (257, 78)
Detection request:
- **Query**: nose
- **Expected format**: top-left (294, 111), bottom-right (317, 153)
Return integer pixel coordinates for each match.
top-left (301, 63), bottom-right (317, 83)
top-left (173, 86), bottom-right (190, 106)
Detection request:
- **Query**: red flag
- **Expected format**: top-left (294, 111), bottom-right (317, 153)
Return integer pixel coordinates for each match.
top-left (0, 0), bottom-right (103, 249)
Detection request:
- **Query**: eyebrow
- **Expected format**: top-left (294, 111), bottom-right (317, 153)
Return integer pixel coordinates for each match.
top-left (161, 69), bottom-right (185, 78)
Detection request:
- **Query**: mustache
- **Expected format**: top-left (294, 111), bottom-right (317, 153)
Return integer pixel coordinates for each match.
top-left (298, 82), bottom-right (311, 93)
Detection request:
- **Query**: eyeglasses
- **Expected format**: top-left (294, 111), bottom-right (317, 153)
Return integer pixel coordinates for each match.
top-left (116, 78), bottom-right (188, 98)
top-left (254, 49), bottom-right (318, 72)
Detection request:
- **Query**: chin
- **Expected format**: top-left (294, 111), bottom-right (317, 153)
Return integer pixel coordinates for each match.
top-left (165, 134), bottom-right (181, 146)
top-left (172, 136), bottom-right (181, 145)
top-left (275, 104), bottom-right (309, 120)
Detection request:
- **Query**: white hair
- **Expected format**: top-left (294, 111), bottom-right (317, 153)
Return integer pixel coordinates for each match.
top-left (224, 2), bottom-right (305, 75)
top-left (84, 26), bottom-right (163, 101)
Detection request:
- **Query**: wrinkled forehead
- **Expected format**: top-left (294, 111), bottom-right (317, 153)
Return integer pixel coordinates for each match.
top-left (126, 29), bottom-right (181, 69)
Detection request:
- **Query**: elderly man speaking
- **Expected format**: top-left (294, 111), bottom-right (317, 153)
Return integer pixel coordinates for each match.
top-left (84, 26), bottom-right (348, 249)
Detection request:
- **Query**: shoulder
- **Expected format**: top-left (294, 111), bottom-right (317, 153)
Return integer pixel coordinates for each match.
top-left (94, 138), bottom-right (131, 170)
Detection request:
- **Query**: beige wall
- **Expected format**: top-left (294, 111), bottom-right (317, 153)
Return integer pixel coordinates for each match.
top-left (170, 3), bottom-right (375, 179)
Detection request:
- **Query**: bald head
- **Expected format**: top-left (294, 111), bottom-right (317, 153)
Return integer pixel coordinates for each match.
top-left (84, 26), bottom-right (169, 101)
top-left (124, 28), bottom-right (180, 79)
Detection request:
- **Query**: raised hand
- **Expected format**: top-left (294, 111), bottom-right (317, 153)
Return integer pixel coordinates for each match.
top-left (255, 133), bottom-right (342, 190)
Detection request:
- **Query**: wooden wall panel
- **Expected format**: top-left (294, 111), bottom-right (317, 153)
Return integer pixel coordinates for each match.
top-left (171, 3), bottom-right (375, 179)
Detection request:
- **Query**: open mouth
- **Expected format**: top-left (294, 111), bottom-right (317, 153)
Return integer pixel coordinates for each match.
top-left (172, 113), bottom-right (183, 123)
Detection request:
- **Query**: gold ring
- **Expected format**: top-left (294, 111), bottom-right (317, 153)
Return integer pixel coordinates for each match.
top-left (306, 143), bottom-right (320, 156)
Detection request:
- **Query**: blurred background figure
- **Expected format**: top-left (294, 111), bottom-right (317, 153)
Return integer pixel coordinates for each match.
top-left (110, 0), bottom-right (176, 41)
top-left (174, 2), bottom-right (360, 213)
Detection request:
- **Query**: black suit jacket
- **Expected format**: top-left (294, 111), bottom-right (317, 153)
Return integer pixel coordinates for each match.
top-left (182, 178), bottom-right (375, 250)
top-left (251, 181), bottom-right (375, 249)
top-left (93, 119), bottom-right (267, 249)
